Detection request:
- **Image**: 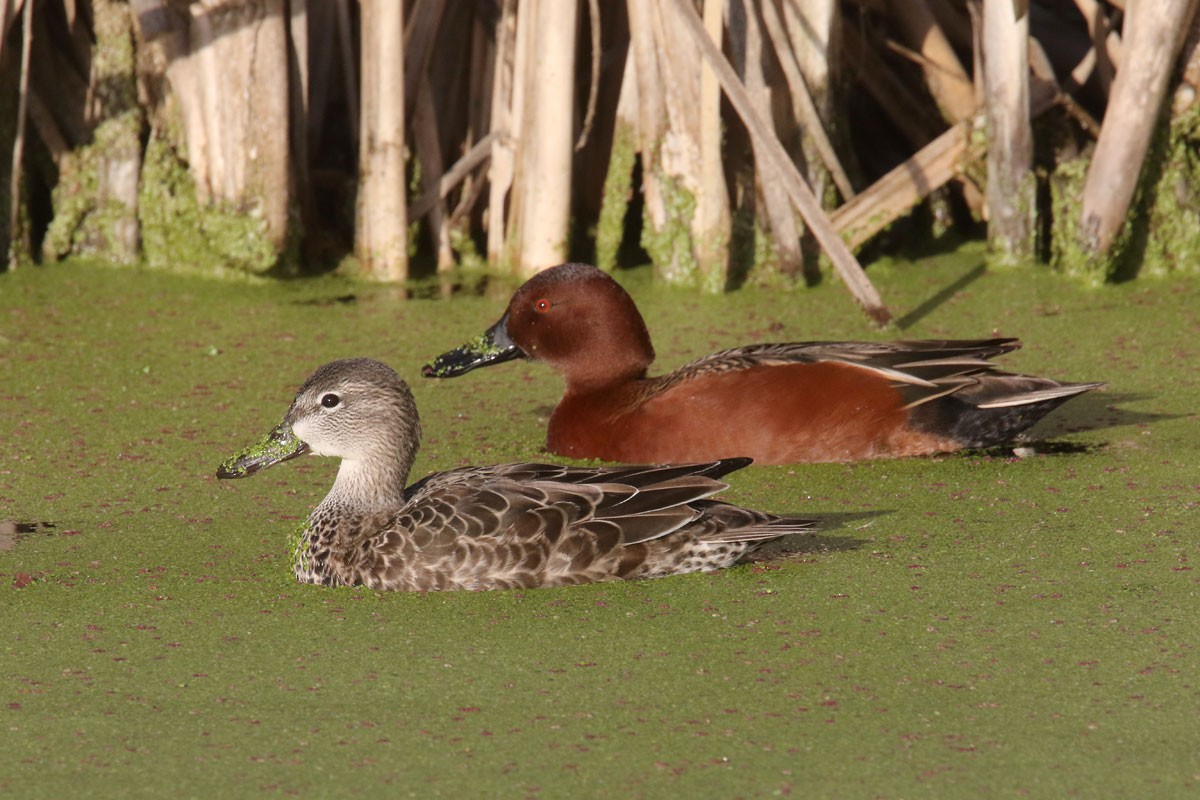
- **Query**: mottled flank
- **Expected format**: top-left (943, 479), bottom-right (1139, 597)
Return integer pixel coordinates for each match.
top-left (423, 263), bottom-right (1104, 464)
top-left (218, 358), bottom-right (815, 591)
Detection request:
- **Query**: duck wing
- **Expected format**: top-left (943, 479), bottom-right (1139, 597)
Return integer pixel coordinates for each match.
top-left (407, 457), bottom-right (752, 492)
top-left (401, 459), bottom-right (743, 545)
top-left (380, 459), bottom-right (809, 589)
top-left (663, 338), bottom-right (1021, 389)
top-left (657, 337), bottom-right (1105, 412)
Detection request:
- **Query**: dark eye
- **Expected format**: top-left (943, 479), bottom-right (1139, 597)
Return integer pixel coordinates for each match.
top-left (321, 393), bottom-right (341, 409)
top-left (534, 298), bottom-right (551, 313)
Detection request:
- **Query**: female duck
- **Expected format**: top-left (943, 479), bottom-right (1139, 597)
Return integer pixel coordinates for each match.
top-left (424, 263), bottom-right (1103, 465)
top-left (217, 358), bottom-right (814, 591)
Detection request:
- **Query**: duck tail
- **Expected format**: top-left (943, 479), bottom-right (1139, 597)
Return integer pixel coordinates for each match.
top-left (913, 375), bottom-right (1104, 449)
top-left (695, 504), bottom-right (819, 544)
top-left (972, 380), bottom-right (1105, 409)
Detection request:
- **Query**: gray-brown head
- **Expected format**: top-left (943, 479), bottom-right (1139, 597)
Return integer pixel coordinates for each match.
top-left (218, 358), bottom-right (421, 511)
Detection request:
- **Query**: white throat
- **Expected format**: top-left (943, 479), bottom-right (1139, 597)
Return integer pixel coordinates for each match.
top-left (323, 455), bottom-right (407, 512)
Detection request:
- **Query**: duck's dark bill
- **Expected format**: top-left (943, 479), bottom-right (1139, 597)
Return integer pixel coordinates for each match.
top-left (421, 316), bottom-right (525, 378)
top-left (216, 422), bottom-right (309, 479)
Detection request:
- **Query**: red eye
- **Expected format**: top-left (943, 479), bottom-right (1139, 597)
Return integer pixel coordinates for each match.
top-left (534, 298), bottom-right (552, 313)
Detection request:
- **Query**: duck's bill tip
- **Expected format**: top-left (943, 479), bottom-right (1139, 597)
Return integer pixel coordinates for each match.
top-left (215, 423), bottom-right (309, 480)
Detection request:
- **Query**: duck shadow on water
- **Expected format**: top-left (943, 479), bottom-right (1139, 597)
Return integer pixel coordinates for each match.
top-left (1020, 391), bottom-right (1177, 443)
top-left (745, 509), bottom-right (886, 562)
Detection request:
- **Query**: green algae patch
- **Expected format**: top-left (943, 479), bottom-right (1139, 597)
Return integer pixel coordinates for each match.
top-left (42, 1), bottom-right (142, 266)
top-left (596, 120), bottom-right (637, 274)
top-left (641, 170), bottom-right (700, 286)
top-left (1049, 155), bottom-right (1103, 284)
top-left (41, 110), bottom-right (144, 265)
top-left (1, 257), bottom-right (1199, 796)
top-left (139, 131), bottom-right (279, 276)
top-left (638, 168), bottom-right (727, 294)
top-left (1137, 104), bottom-right (1200, 278)
top-left (1052, 105), bottom-right (1200, 284)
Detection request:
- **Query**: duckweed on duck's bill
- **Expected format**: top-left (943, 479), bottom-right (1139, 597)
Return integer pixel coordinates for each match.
top-left (421, 320), bottom-right (523, 377)
top-left (216, 422), bottom-right (309, 479)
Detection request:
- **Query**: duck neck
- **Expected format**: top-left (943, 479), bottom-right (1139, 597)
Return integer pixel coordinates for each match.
top-left (293, 442), bottom-right (416, 586)
top-left (327, 457), bottom-right (409, 510)
top-left (320, 426), bottom-right (419, 514)
top-left (558, 338), bottom-right (653, 392)
top-left (535, 290), bottom-right (655, 390)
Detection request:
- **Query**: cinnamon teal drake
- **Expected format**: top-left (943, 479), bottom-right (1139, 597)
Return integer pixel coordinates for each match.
top-left (423, 263), bottom-right (1103, 465)
top-left (216, 358), bottom-right (816, 591)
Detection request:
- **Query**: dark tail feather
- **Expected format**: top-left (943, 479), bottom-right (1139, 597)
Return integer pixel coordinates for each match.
top-left (915, 377), bottom-right (1104, 448)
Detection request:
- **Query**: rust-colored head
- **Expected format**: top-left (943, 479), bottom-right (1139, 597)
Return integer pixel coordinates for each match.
top-left (505, 264), bottom-right (654, 385)
top-left (424, 263), bottom-right (655, 390)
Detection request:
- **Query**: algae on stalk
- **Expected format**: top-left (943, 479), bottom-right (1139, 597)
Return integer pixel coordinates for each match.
top-left (1052, 103), bottom-right (1200, 283)
top-left (1049, 156), bottom-right (1099, 284)
top-left (42, 110), bottom-right (143, 265)
top-left (987, 171), bottom-right (1037, 270)
top-left (42, 0), bottom-right (142, 266)
top-left (596, 121), bottom-right (637, 273)
top-left (139, 130), bottom-right (278, 276)
top-left (729, 208), bottom-right (811, 292)
top-left (1137, 105), bottom-right (1200, 278)
top-left (641, 173), bottom-right (699, 287)
top-left (449, 228), bottom-right (488, 273)
top-left (0, 51), bottom-right (18, 268)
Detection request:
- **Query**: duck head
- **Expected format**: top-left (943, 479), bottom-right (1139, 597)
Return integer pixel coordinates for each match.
top-left (423, 263), bottom-right (655, 389)
top-left (217, 358), bottom-right (420, 509)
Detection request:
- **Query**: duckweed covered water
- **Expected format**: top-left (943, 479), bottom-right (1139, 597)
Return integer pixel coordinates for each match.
top-left (1, 245), bottom-right (1198, 797)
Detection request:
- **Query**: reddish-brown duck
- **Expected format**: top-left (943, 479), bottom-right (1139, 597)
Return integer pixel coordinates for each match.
top-left (423, 263), bottom-right (1102, 465)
